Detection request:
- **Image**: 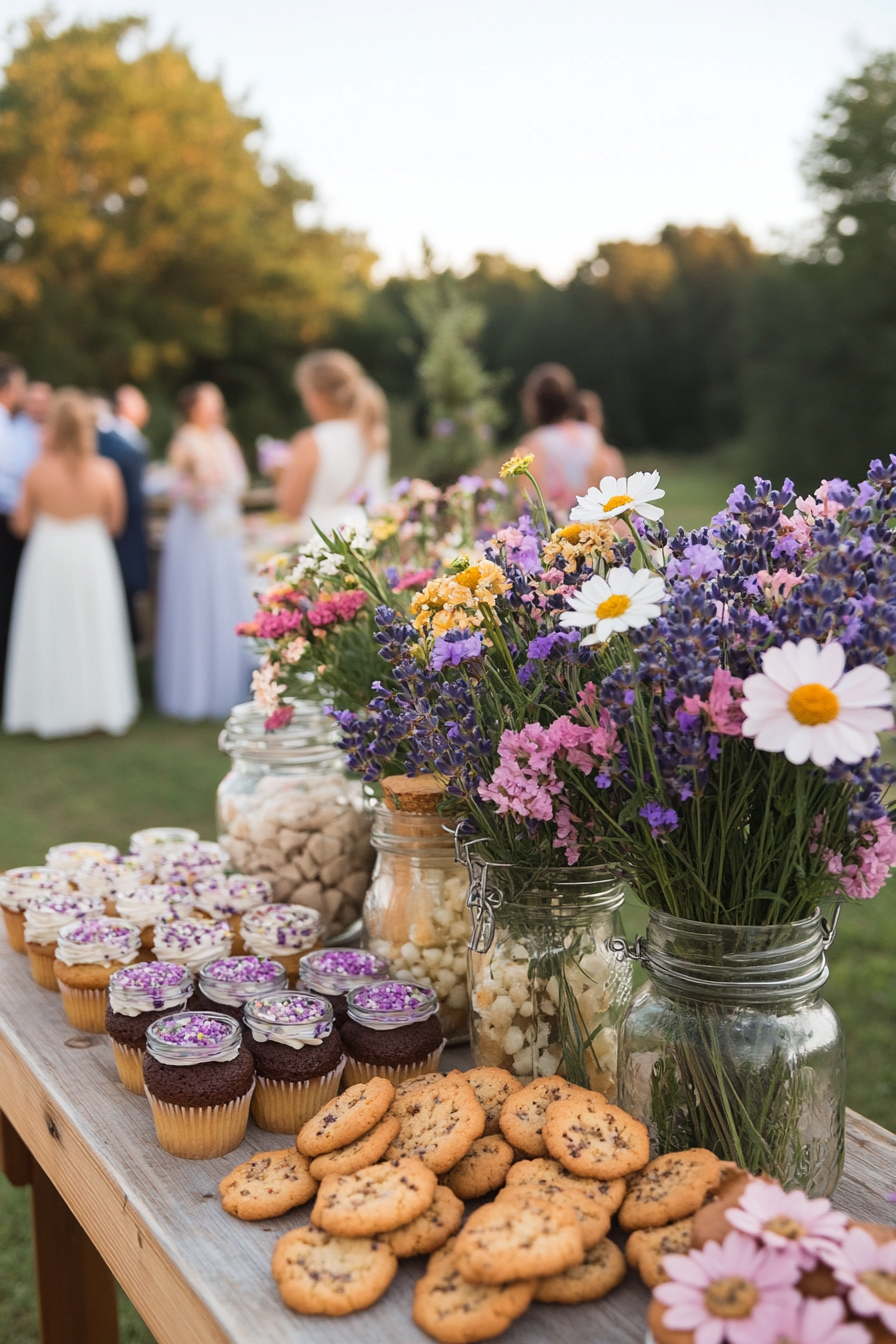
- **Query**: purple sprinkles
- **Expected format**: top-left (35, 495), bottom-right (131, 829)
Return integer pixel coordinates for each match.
top-left (59, 918), bottom-right (137, 948)
top-left (307, 949), bottom-right (387, 979)
top-left (351, 981), bottom-right (436, 1014)
top-left (249, 994), bottom-right (329, 1025)
top-left (112, 962), bottom-right (188, 991)
top-left (153, 1014), bottom-right (235, 1047)
top-left (203, 956), bottom-right (282, 984)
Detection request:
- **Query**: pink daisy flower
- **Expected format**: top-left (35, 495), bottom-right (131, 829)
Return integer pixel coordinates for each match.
top-left (773, 1296), bottom-right (870, 1344)
top-left (654, 1230), bottom-right (801, 1344)
top-left (725, 1179), bottom-right (849, 1269)
top-left (829, 1226), bottom-right (896, 1334)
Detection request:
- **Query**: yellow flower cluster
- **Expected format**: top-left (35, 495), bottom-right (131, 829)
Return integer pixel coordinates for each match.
top-left (541, 521), bottom-right (617, 572)
top-left (410, 560), bottom-right (511, 635)
top-left (499, 453), bottom-right (535, 479)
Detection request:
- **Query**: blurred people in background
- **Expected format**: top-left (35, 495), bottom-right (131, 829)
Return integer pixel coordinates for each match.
top-left (0, 355), bottom-right (28, 714)
top-left (355, 376), bottom-right (390, 508)
top-left (155, 381), bottom-right (252, 720)
top-left (4, 389), bottom-right (138, 738)
top-left (517, 363), bottom-right (626, 521)
top-left (12, 381), bottom-right (52, 465)
top-left (113, 385), bottom-right (151, 455)
top-left (277, 350), bottom-right (388, 536)
top-left (95, 403), bottom-right (149, 645)
top-left (576, 387), bottom-right (625, 475)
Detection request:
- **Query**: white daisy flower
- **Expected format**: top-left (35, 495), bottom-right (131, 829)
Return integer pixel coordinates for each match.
top-left (569, 470), bottom-right (665, 523)
top-left (741, 638), bottom-right (894, 768)
top-left (559, 566), bottom-right (666, 646)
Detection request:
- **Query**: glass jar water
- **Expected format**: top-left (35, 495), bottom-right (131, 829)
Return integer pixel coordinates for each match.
top-left (217, 701), bottom-right (373, 937)
top-left (465, 860), bottom-right (632, 1095)
top-left (362, 805), bottom-right (471, 1044)
top-left (616, 911), bottom-right (845, 1197)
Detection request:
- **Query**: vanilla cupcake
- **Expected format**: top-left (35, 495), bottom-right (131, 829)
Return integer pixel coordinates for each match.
top-left (129, 827), bottom-right (199, 858)
top-left (156, 841), bottom-right (229, 887)
top-left (192, 875), bottom-right (271, 954)
top-left (240, 904), bottom-right (322, 984)
top-left (0, 867), bottom-right (69, 954)
top-left (116, 884), bottom-right (196, 949)
top-left (45, 841), bottom-right (119, 872)
top-left (193, 955), bottom-right (286, 1021)
top-left (73, 856), bottom-right (157, 915)
top-left (106, 962), bottom-right (194, 1094)
top-left (243, 991), bottom-right (344, 1132)
top-left (143, 1012), bottom-right (255, 1159)
top-left (53, 917), bottom-right (141, 1032)
top-left (153, 918), bottom-right (233, 974)
top-left (24, 890), bottom-right (105, 989)
top-left (341, 981), bottom-right (444, 1087)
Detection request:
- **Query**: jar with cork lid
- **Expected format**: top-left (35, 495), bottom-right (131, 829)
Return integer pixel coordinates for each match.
top-left (361, 774), bottom-right (471, 1045)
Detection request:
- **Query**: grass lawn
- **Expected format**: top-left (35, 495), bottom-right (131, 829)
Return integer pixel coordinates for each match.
top-left (1, 452), bottom-right (895, 1338)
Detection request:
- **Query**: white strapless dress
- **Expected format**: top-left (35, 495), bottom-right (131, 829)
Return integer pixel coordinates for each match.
top-left (4, 514), bottom-right (138, 738)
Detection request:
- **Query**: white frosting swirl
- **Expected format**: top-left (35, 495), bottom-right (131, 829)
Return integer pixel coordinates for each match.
top-left (241, 905), bottom-right (321, 959)
top-left (153, 920), bottom-right (233, 972)
top-left (108, 985), bottom-right (191, 1017)
top-left (54, 920), bottom-right (141, 967)
top-left (116, 887), bottom-right (195, 927)
top-left (0, 868), bottom-right (70, 912)
top-left (24, 895), bottom-right (104, 944)
top-left (248, 1021), bottom-right (325, 1051)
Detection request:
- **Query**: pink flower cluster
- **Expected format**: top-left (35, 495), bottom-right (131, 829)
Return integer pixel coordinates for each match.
top-left (306, 590), bottom-right (367, 627)
top-left (478, 710), bottom-right (620, 863)
top-left (826, 815), bottom-right (896, 900)
top-left (256, 608), bottom-right (304, 639)
top-left (683, 667), bottom-right (746, 737)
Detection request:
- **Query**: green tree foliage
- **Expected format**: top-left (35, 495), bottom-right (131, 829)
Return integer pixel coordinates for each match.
top-left (743, 54), bottom-right (896, 486)
top-left (0, 17), bottom-right (372, 449)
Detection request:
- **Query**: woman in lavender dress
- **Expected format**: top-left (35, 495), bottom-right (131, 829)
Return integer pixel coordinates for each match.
top-left (154, 383), bottom-right (253, 720)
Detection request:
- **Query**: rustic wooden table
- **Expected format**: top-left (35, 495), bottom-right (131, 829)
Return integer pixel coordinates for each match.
top-left (1, 938), bottom-right (895, 1344)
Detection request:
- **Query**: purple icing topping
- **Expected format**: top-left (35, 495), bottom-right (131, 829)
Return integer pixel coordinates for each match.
top-left (112, 962), bottom-right (189, 991)
top-left (307, 949), bottom-right (387, 978)
top-left (153, 1014), bottom-right (236, 1047)
top-left (249, 994), bottom-right (329, 1025)
top-left (203, 956), bottom-right (282, 984)
top-left (59, 918), bottom-right (137, 948)
top-left (351, 981), bottom-right (436, 1014)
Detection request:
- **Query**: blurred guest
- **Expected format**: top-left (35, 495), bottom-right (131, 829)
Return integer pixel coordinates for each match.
top-left (517, 364), bottom-right (626, 521)
top-left (4, 389), bottom-right (138, 738)
top-left (95, 405), bottom-right (149, 645)
top-left (0, 354), bottom-right (28, 713)
top-left (576, 388), bottom-right (625, 474)
top-left (155, 382), bottom-right (252, 720)
top-left (11, 380), bottom-right (52, 464)
top-left (277, 350), bottom-right (383, 536)
top-left (355, 376), bottom-right (391, 510)
top-left (113, 384), bottom-right (151, 455)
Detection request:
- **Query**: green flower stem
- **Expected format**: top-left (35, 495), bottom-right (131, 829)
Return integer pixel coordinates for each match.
top-left (520, 469), bottom-right (553, 538)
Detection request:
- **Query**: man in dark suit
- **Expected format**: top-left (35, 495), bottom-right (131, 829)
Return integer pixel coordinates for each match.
top-left (97, 422), bottom-right (149, 645)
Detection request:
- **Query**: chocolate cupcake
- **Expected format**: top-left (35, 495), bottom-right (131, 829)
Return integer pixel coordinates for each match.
top-left (116, 885), bottom-right (195, 949)
top-left (243, 992), bottom-right (344, 1133)
top-left (153, 917), bottom-right (232, 973)
top-left (129, 826), bottom-right (199, 858)
top-left (341, 981), bottom-right (445, 1087)
top-left (192, 875), bottom-right (271, 955)
top-left (23, 889), bottom-right (105, 990)
top-left (106, 962), bottom-right (194, 1094)
top-left (143, 1012), bottom-right (255, 1159)
top-left (240, 904), bottom-right (322, 984)
top-left (156, 841), bottom-right (229, 887)
top-left (0, 866), bottom-right (69, 954)
top-left (193, 956), bottom-right (286, 1021)
top-left (53, 917), bottom-right (142, 1032)
top-left (298, 948), bottom-right (390, 1027)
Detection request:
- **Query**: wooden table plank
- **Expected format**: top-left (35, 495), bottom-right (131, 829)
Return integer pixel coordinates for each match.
top-left (1, 937), bottom-right (894, 1344)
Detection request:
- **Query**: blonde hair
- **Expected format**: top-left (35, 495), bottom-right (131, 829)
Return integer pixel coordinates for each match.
top-left (46, 389), bottom-right (96, 459)
top-left (356, 377), bottom-right (390, 455)
top-left (295, 349), bottom-right (363, 416)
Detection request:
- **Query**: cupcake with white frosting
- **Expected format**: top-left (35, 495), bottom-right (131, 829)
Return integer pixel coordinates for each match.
top-left (191, 875), bottom-right (271, 954)
top-left (105, 961), bottom-right (195, 1093)
top-left (240, 904), bottom-right (322, 984)
top-left (129, 827), bottom-right (199, 858)
top-left (0, 867), bottom-right (70, 954)
top-left (73, 855), bottom-right (157, 914)
top-left (193, 955), bottom-right (286, 1021)
top-left (153, 917), bottom-right (233, 974)
top-left (243, 991), bottom-right (344, 1132)
top-left (53, 917), bottom-right (142, 1032)
top-left (116, 884), bottom-right (196, 949)
top-left (24, 890), bottom-right (106, 990)
top-left (45, 841), bottom-right (119, 872)
top-left (156, 841), bottom-right (229, 887)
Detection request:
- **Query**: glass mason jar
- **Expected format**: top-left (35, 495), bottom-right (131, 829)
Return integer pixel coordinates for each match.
top-left (217, 701), bottom-right (374, 938)
top-left (616, 911), bottom-right (845, 1197)
top-left (362, 805), bottom-right (471, 1045)
top-left (464, 859), bottom-right (632, 1095)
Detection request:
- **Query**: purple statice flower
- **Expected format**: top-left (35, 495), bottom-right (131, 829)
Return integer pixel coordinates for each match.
top-left (527, 631), bottom-right (579, 660)
top-left (431, 631), bottom-right (483, 671)
top-left (639, 803), bottom-right (679, 838)
top-left (457, 474), bottom-right (485, 493)
top-left (666, 543), bottom-right (724, 581)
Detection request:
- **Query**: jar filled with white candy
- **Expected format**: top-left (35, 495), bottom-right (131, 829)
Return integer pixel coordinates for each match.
top-left (217, 702), bottom-right (373, 938)
top-left (362, 775), bottom-right (470, 1045)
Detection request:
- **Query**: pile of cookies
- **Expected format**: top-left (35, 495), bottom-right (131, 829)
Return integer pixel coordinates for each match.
top-left (219, 1067), bottom-right (728, 1341)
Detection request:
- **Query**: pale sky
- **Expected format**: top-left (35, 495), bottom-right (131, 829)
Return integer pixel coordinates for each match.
top-left (4, 0), bottom-right (896, 279)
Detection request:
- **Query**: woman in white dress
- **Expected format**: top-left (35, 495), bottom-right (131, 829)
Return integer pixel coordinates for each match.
top-left (4, 388), bottom-right (138, 738)
top-left (154, 382), bottom-right (253, 721)
top-left (276, 351), bottom-right (389, 535)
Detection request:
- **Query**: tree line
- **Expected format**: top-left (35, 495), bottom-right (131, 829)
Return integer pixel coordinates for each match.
top-left (1, 18), bottom-right (894, 488)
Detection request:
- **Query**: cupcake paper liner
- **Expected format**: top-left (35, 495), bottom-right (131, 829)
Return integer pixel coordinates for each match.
top-left (146, 1082), bottom-right (255, 1159)
top-left (57, 983), bottom-right (108, 1033)
top-left (250, 1059), bottom-right (345, 1134)
top-left (1, 908), bottom-right (26, 954)
top-left (111, 1041), bottom-right (147, 1096)
top-left (342, 1042), bottom-right (445, 1090)
top-left (27, 946), bottom-right (60, 991)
